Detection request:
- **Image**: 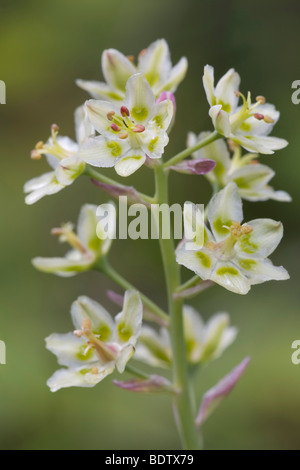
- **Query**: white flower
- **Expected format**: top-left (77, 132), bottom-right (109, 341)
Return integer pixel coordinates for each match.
top-left (188, 132), bottom-right (291, 202)
top-left (46, 291), bottom-right (143, 392)
top-left (135, 307), bottom-right (236, 367)
top-left (203, 65), bottom-right (288, 154)
top-left (79, 73), bottom-right (173, 176)
top-left (176, 183), bottom-right (289, 295)
top-left (24, 107), bottom-right (93, 204)
top-left (32, 203), bottom-right (115, 277)
top-left (76, 38), bottom-right (188, 102)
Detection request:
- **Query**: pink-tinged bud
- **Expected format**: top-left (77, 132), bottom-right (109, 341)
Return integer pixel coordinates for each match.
top-left (107, 111), bottom-right (115, 121)
top-left (107, 290), bottom-right (124, 308)
top-left (111, 123), bottom-right (120, 132)
top-left (170, 158), bottom-right (216, 176)
top-left (196, 357), bottom-right (251, 427)
top-left (120, 106), bottom-right (130, 117)
top-left (132, 124), bottom-right (145, 133)
top-left (254, 113), bottom-right (264, 121)
top-left (174, 280), bottom-right (214, 300)
top-left (113, 375), bottom-right (177, 394)
top-left (144, 155), bottom-right (160, 168)
top-left (91, 180), bottom-right (151, 208)
top-left (156, 91), bottom-right (176, 112)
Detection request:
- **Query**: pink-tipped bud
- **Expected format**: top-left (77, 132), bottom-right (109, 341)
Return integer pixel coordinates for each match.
top-left (111, 123), bottom-right (121, 132)
top-left (170, 158), bottom-right (216, 176)
top-left (107, 110), bottom-right (115, 121)
top-left (120, 106), bottom-right (130, 117)
top-left (254, 113), bottom-right (264, 120)
top-left (256, 95), bottom-right (266, 105)
top-left (113, 375), bottom-right (176, 394)
top-left (132, 124), bottom-right (145, 133)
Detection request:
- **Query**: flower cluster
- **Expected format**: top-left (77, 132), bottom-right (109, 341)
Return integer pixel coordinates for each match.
top-left (25, 39), bottom-right (290, 447)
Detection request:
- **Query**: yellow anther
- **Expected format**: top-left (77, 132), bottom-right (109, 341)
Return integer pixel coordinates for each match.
top-left (91, 366), bottom-right (99, 375)
top-left (230, 222), bottom-right (253, 238)
top-left (107, 111), bottom-right (115, 121)
top-left (118, 131), bottom-right (129, 139)
top-left (256, 95), bottom-right (266, 105)
top-left (264, 115), bottom-right (275, 124)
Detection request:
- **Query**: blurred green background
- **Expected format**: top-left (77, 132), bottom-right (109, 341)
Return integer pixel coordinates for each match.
top-left (0, 0), bottom-right (300, 450)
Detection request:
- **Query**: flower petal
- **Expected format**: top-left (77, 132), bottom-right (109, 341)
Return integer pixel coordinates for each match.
top-left (209, 105), bottom-right (231, 137)
top-left (114, 152), bottom-right (146, 177)
top-left (150, 99), bottom-right (174, 131)
top-left (32, 254), bottom-right (93, 277)
top-left (210, 261), bottom-right (250, 295)
top-left (74, 105), bottom-right (95, 144)
top-left (236, 218), bottom-right (284, 259)
top-left (176, 247), bottom-right (217, 281)
top-left (45, 332), bottom-right (98, 367)
top-left (79, 135), bottom-right (128, 168)
top-left (232, 134), bottom-right (288, 154)
top-left (76, 203), bottom-right (104, 255)
top-left (208, 183), bottom-right (243, 242)
top-left (71, 296), bottom-right (114, 341)
top-left (76, 79), bottom-right (124, 101)
top-left (203, 65), bottom-right (215, 106)
top-left (102, 49), bottom-right (136, 92)
top-left (55, 156), bottom-right (85, 186)
top-left (138, 39), bottom-right (171, 88)
top-left (115, 290), bottom-right (143, 345)
top-left (47, 363), bottom-right (115, 392)
top-left (183, 202), bottom-right (211, 249)
top-left (24, 172), bottom-right (64, 205)
top-left (155, 56), bottom-right (188, 95)
top-left (85, 100), bottom-right (120, 136)
top-left (215, 68), bottom-right (241, 113)
top-left (135, 325), bottom-right (171, 369)
top-left (201, 313), bottom-right (237, 363)
top-left (124, 73), bottom-right (155, 124)
top-left (141, 128), bottom-right (169, 160)
top-left (237, 258), bottom-right (289, 285)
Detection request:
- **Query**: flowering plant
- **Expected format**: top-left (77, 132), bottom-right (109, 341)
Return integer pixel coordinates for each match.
top-left (25, 39), bottom-right (289, 450)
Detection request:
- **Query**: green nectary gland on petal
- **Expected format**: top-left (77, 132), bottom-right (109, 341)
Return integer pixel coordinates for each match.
top-left (117, 322), bottom-right (132, 342)
top-left (239, 258), bottom-right (257, 270)
top-left (216, 266), bottom-right (239, 276)
top-left (131, 106), bottom-right (149, 121)
top-left (148, 137), bottom-right (159, 152)
top-left (239, 233), bottom-right (258, 254)
top-left (107, 141), bottom-right (122, 157)
top-left (93, 325), bottom-right (111, 342)
top-left (77, 344), bottom-right (94, 361)
top-left (153, 115), bottom-right (163, 128)
top-left (213, 218), bottom-right (232, 236)
top-left (218, 100), bottom-right (231, 113)
top-left (240, 122), bottom-right (251, 132)
top-left (196, 251), bottom-right (211, 268)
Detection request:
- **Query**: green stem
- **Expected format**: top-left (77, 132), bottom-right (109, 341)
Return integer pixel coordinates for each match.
top-left (177, 275), bottom-right (200, 293)
top-left (163, 131), bottom-right (220, 169)
top-left (85, 166), bottom-right (156, 204)
top-left (98, 259), bottom-right (169, 325)
top-left (154, 165), bottom-right (201, 450)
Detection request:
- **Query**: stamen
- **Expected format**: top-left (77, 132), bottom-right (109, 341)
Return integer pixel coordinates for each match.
top-left (138, 48), bottom-right (147, 59)
top-left (51, 124), bottom-right (59, 134)
top-left (107, 111), bottom-right (115, 121)
top-left (111, 123), bottom-right (121, 132)
top-left (74, 330), bottom-right (83, 338)
top-left (254, 113), bottom-right (264, 120)
top-left (132, 124), bottom-right (145, 133)
top-left (127, 55), bottom-right (135, 63)
top-left (120, 106), bottom-right (130, 117)
top-left (256, 95), bottom-right (266, 105)
top-left (82, 318), bottom-right (92, 331)
top-left (230, 222), bottom-right (253, 238)
top-left (118, 131), bottom-right (128, 139)
top-left (264, 115), bottom-right (274, 124)
top-left (91, 366), bottom-right (99, 375)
